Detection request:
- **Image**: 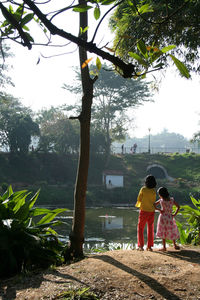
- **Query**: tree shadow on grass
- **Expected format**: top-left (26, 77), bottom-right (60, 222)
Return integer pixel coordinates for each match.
top-left (154, 248), bottom-right (200, 265)
top-left (0, 269), bottom-right (86, 300)
top-left (93, 254), bottom-right (181, 300)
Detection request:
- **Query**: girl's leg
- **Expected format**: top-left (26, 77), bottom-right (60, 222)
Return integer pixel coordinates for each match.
top-left (159, 239), bottom-right (166, 251)
top-left (173, 240), bottom-right (180, 250)
top-left (147, 212), bottom-right (155, 250)
top-left (137, 211), bottom-right (147, 249)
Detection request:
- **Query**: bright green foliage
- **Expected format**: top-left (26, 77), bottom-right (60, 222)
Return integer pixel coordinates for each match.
top-left (177, 196), bottom-right (200, 245)
top-left (110, 0), bottom-right (199, 75)
top-left (0, 0), bottom-right (116, 45)
top-left (128, 41), bottom-right (186, 78)
top-left (0, 186), bottom-right (68, 278)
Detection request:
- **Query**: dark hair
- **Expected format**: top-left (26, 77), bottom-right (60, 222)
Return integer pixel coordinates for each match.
top-left (157, 187), bottom-right (170, 199)
top-left (145, 175), bottom-right (157, 189)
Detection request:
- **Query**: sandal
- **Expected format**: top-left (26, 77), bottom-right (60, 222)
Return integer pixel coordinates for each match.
top-left (137, 247), bottom-right (144, 251)
top-left (158, 248), bottom-right (167, 252)
top-left (174, 245), bottom-right (180, 250)
top-left (147, 247), bottom-right (153, 251)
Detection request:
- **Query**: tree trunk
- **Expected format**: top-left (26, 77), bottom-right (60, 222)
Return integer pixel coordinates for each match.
top-left (66, 2), bottom-right (94, 259)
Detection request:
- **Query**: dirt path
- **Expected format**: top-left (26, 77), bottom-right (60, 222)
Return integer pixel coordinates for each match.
top-left (1, 246), bottom-right (200, 299)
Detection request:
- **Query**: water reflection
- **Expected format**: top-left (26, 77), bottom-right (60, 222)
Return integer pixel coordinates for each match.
top-left (100, 215), bottom-right (123, 230)
top-left (56, 208), bottom-right (139, 250)
top-left (54, 207), bottom-right (182, 251)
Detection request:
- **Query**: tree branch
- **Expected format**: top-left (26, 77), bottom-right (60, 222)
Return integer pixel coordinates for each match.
top-left (0, 2), bottom-right (32, 49)
top-left (91, 0), bottom-right (124, 43)
top-left (22, 0), bottom-right (136, 78)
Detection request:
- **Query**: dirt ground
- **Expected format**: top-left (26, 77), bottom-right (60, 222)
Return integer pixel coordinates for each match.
top-left (1, 245), bottom-right (200, 300)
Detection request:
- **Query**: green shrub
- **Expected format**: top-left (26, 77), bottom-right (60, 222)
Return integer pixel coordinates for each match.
top-left (0, 186), bottom-right (68, 278)
top-left (177, 196), bottom-right (200, 245)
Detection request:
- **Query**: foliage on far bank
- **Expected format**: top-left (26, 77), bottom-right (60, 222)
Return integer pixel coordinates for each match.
top-left (0, 152), bottom-right (200, 206)
top-left (0, 186), bottom-right (68, 279)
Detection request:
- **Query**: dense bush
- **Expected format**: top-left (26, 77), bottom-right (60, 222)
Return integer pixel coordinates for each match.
top-left (0, 186), bottom-right (68, 278)
top-left (177, 196), bottom-right (200, 246)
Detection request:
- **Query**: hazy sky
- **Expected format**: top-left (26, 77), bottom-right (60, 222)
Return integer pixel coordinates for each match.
top-left (5, 6), bottom-right (200, 140)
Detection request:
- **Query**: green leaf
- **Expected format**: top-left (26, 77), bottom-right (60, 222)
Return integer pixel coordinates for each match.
top-left (21, 13), bottom-right (34, 26)
top-left (28, 190), bottom-right (40, 210)
top-left (37, 208), bottom-right (67, 225)
top-left (96, 57), bottom-right (102, 70)
top-left (14, 190), bottom-right (39, 220)
top-left (141, 73), bottom-right (146, 79)
top-left (34, 220), bottom-right (64, 229)
top-left (161, 45), bottom-right (176, 53)
top-left (22, 25), bottom-right (29, 31)
top-left (13, 195), bottom-right (27, 213)
top-left (83, 26), bottom-right (89, 33)
top-left (9, 5), bottom-right (14, 14)
top-left (1, 20), bottom-right (9, 28)
top-left (16, 4), bottom-right (24, 15)
top-left (169, 55), bottom-right (190, 78)
top-left (31, 208), bottom-right (54, 217)
top-left (128, 52), bottom-right (147, 67)
top-left (1, 185), bottom-right (14, 203)
top-left (101, 0), bottom-right (115, 5)
top-left (24, 32), bottom-right (34, 42)
top-left (138, 4), bottom-right (153, 14)
top-left (137, 40), bottom-right (147, 58)
top-left (94, 6), bottom-right (100, 20)
top-left (190, 196), bottom-right (200, 208)
top-left (8, 185), bottom-right (13, 197)
top-left (73, 4), bottom-right (92, 12)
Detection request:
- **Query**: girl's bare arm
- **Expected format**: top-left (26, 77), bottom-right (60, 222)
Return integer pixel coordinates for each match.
top-left (154, 200), bottom-right (162, 212)
top-left (172, 200), bottom-right (180, 217)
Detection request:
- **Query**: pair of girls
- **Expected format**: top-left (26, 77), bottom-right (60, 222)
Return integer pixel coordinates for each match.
top-left (136, 175), bottom-right (180, 251)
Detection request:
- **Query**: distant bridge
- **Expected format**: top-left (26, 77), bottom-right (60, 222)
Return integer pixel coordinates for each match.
top-left (112, 146), bottom-right (200, 155)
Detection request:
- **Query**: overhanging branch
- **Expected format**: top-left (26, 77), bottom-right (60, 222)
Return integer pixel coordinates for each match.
top-left (22, 0), bottom-right (136, 78)
top-left (0, 2), bottom-right (32, 49)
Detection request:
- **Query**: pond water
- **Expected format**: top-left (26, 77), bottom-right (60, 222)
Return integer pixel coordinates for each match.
top-left (54, 207), bottom-right (182, 251)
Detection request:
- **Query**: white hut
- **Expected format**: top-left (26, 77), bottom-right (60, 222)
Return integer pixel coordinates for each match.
top-left (102, 170), bottom-right (124, 189)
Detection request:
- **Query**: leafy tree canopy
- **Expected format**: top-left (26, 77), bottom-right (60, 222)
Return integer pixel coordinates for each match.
top-left (109, 0), bottom-right (200, 74)
top-left (0, 93), bottom-right (39, 153)
top-left (0, 0), bottom-right (192, 78)
top-left (36, 107), bottom-right (80, 154)
top-left (63, 64), bottom-right (153, 154)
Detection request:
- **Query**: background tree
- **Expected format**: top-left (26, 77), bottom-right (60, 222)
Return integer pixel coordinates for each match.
top-left (109, 0), bottom-right (200, 73)
top-left (0, 0), bottom-right (192, 258)
top-left (64, 64), bottom-right (152, 160)
top-left (36, 107), bottom-right (79, 154)
top-left (0, 42), bottom-right (13, 88)
top-left (90, 125), bottom-right (107, 154)
top-left (0, 94), bottom-right (39, 153)
top-left (191, 124), bottom-right (200, 145)
top-left (121, 129), bottom-right (191, 151)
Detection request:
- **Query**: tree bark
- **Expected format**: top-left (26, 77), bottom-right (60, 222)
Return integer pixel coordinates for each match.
top-left (66, 2), bottom-right (95, 258)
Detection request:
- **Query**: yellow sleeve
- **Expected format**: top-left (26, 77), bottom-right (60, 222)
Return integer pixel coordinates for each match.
top-left (135, 188), bottom-right (143, 208)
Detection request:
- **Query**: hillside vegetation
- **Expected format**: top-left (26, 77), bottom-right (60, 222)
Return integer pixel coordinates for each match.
top-left (0, 152), bottom-right (199, 207)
